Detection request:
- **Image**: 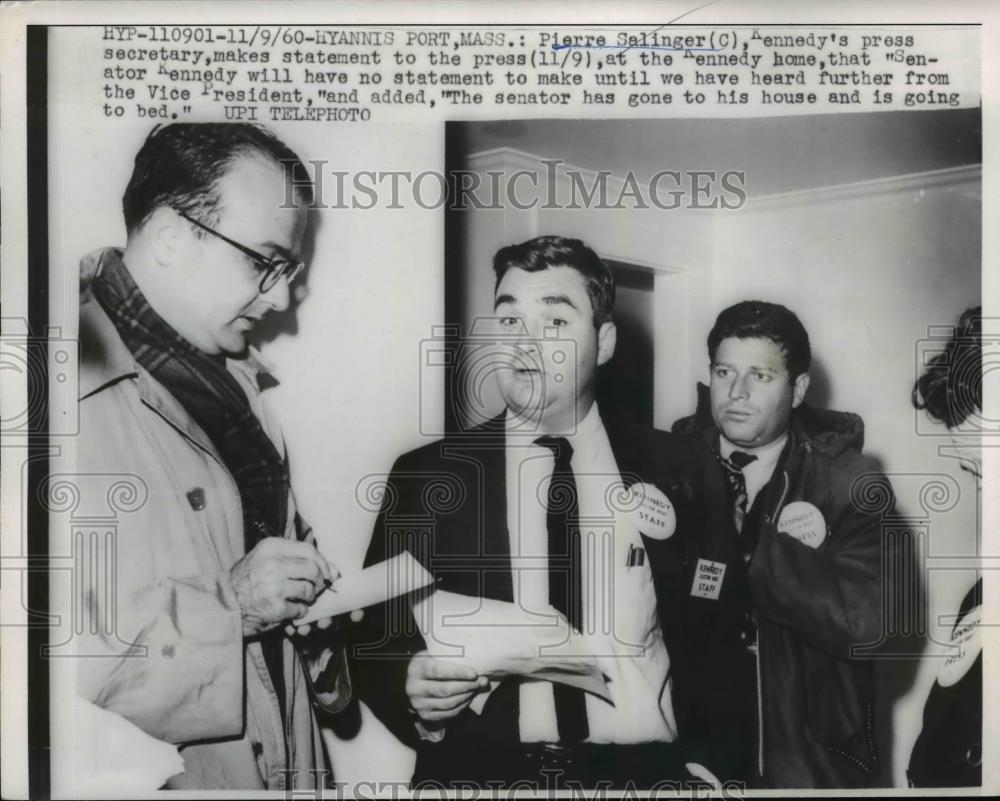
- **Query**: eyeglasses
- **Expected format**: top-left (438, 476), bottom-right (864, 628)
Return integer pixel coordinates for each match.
top-left (178, 211), bottom-right (304, 294)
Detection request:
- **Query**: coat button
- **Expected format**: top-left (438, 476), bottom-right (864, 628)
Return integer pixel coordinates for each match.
top-left (186, 488), bottom-right (206, 511)
top-left (161, 644), bottom-right (175, 658)
top-left (252, 741), bottom-right (263, 758)
top-left (966, 743), bottom-right (981, 767)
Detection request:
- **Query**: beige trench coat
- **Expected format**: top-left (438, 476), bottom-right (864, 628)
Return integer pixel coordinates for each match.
top-left (75, 249), bottom-right (349, 790)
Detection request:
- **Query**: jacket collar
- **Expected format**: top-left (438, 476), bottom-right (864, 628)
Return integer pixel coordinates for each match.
top-left (79, 248), bottom-right (277, 458)
top-left (603, 416), bottom-right (658, 488)
top-left (489, 408), bottom-right (659, 488)
top-left (79, 247), bottom-right (277, 399)
top-left (79, 289), bottom-right (140, 400)
top-left (671, 381), bottom-right (865, 458)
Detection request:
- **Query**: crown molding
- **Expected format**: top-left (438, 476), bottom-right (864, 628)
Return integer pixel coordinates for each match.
top-left (467, 148), bottom-right (980, 212)
top-left (744, 164), bottom-right (981, 210)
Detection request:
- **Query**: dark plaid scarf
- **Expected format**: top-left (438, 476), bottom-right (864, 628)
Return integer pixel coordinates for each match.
top-left (92, 251), bottom-right (289, 716)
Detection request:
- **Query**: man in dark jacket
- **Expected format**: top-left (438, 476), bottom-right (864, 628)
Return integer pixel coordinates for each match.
top-left (354, 237), bottom-right (749, 790)
top-left (672, 301), bottom-right (891, 789)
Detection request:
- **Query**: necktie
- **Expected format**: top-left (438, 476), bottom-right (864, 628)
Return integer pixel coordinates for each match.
top-left (535, 435), bottom-right (589, 742)
top-left (720, 450), bottom-right (758, 554)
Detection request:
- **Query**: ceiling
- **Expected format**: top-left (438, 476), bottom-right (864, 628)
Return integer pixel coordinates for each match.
top-left (449, 109), bottom-right (980, 197)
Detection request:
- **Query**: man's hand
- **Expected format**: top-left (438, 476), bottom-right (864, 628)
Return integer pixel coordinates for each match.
top-left (231, 538), bottom-right (337, 637)
top-left (285, 609), bottom-right (364, 639)
top-left (406, 651), bottom-right (488, 725)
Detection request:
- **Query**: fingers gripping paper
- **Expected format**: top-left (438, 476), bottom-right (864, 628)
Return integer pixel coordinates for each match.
top-left (295, 551), bottom-right (434, 625)
top-left (412, 589), bottom-right (612, 702)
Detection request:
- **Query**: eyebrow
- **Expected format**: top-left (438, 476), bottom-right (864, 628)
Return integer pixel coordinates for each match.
top-left (540, 294), bottom-right (578, 311)
top-left (257, 241), bottom-right (297, 261)
top-left (493, 294), bottom-right (579, 311)
top-left (712, 361), bottom-right (780, 373)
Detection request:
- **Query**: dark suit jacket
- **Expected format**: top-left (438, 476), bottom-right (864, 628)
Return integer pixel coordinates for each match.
top-left (352, 414), bottom-right (750, 782)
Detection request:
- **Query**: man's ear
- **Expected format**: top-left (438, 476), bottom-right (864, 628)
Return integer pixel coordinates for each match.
top-left (144, 207), bottom-right (183, 267)
top-left (596, 321), bottom-right (617, 367)
top-left (792, 372), bottom-right (810, 409)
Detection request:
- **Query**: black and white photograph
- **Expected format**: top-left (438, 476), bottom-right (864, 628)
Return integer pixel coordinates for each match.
top-left (0, 2), bottom-right (994, 797)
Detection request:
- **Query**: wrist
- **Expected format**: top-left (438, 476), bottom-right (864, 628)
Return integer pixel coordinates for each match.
top-left (409, 710), bottom-right (447, 743)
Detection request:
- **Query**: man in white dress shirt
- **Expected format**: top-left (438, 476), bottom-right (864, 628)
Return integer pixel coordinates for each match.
top-left (356, 237), bottom-right (749, 789)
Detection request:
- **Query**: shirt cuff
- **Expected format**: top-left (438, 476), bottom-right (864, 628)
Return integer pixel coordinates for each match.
top-left (413, 719), bottom-right (447, 743)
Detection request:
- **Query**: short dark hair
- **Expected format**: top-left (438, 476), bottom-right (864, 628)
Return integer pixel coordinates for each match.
top-left (492, 235), bottom-right (615, 328)
top-left (122, 123), bottom-right (312, 235)
top-left (912, 306), bottom-right (982, 428)
top-left (708, 300), bottom-right (812, 378)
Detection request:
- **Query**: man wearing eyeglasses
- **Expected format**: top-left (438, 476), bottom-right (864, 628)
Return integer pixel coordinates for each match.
top-left (75, 123), bottom-right (348, 790)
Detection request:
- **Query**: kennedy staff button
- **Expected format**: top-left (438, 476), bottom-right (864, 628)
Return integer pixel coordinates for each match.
top-left (186, 487), bottom-right (206, 511)
top-left (627, 482), bottom-right (676, 540)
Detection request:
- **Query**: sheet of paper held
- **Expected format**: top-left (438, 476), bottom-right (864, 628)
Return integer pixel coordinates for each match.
top-left (295, 551), bottom-right (434, 626)
top-left (412, 589), bottom-right (612, 703)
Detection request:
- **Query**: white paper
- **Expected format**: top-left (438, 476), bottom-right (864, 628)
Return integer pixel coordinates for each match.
top-left (296, 551), bottom-right (434, 625)
top-left (60, 698), bottom-right (185, 796)
top-left (412, 589), bottom-right (612, 702)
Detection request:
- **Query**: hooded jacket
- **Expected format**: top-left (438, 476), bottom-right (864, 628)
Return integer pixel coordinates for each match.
top-left (673, 384), bottom-right (891, 788)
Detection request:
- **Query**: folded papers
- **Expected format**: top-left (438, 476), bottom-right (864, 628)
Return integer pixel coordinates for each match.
top-left (298, 553), bottom-right (609, 701)
top-left (412, 589), bottom-right (611, 702)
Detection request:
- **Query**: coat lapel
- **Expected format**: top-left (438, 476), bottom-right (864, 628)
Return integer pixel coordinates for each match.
top-left (439, 417), bottom-right (512, 602)
top-left (604, 418), bottom-right (657, 488)
top-left (478, 430), bottom-right (513, 602)
top-left (603, 418), bottom-right (691, 633)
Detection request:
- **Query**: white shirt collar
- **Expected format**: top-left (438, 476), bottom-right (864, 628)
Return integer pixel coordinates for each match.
top-left (505, 402), bottom-right (602, 445)
top-left (720, 432), bottom-right (789, 507)
top-left (720, 431), bottom-right (788, 468)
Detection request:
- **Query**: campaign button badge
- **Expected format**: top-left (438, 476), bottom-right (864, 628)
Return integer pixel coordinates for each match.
top-left (627, 482), bottom-right (676, 540)
top-left (939, 605), bottom-right (981, 688)
top-left (777, 501), bottom-right (827, 549)
top-left (691, 558), bottom-right (726, 600)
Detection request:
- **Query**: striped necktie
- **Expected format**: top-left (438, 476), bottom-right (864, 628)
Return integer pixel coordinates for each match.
top-left (720, 450), bottom-right (758, 550)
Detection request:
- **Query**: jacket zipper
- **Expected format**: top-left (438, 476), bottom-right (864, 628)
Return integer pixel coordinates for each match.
top-left (752, 625), bottom-right (764, 777)
top-left (765, 471), bottom-right (791, 526)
